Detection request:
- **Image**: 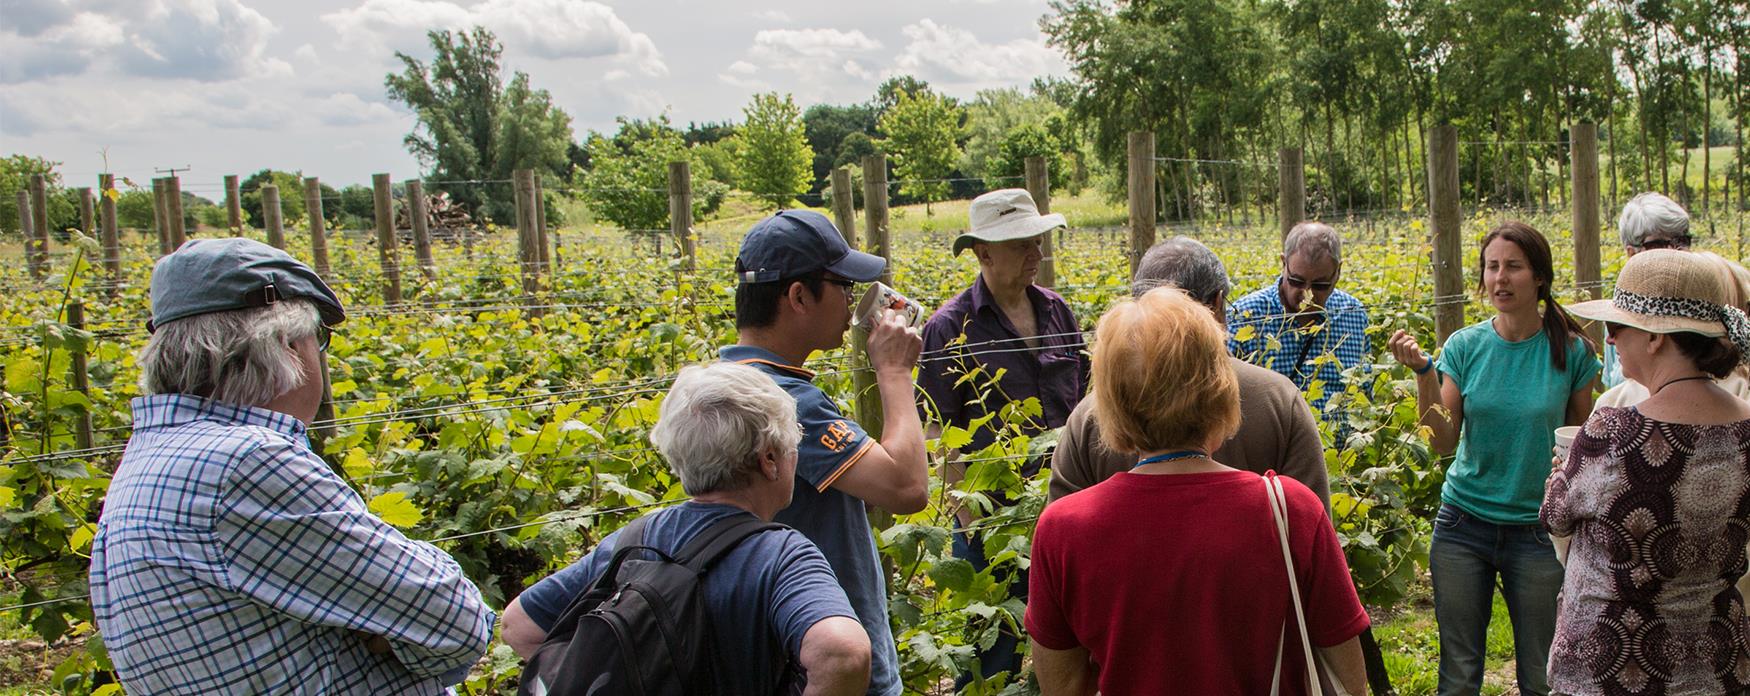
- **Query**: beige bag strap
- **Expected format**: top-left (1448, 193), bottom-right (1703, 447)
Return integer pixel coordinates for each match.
top-left (1266, 472), bottom-right (1323, 696)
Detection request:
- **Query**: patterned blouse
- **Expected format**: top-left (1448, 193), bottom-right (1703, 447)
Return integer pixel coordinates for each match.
top-left (1541, 406), bottom-right (1750, 695)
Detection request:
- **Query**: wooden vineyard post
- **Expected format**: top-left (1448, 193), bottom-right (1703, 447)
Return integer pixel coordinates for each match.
top-left (668, 161), bottom-right (696, 273)
top-left (165, 175), bottom-right (186, 249)
top-left (1571, 122), bottom-right (1604, 347)
top-left (512, 169), bottom-right (541, 312)
top-left (67, 300), bottom-right (93, 449)
top-left (371, 173), bottom-right (403, 304)
top-left (1279, 147), bottom-right (1306, 239)
top-left (1428, 125), bottom-right (1465, 345)
top-left (533, 175), bottom-right (550, 281)
top-left (261, 184), bottom-right (285, 249)
top-left (99, 174), bottom-right (120, 282)
top-left (406, 179), bottom-right (436, 282)
top-left (29, 174), bottom-right (50, 278)
top-left (18, 190), bottom-right (40, 280)
top-left (830, 167), bottom-right (859, 248)
top-left (854, 153), bottom-right (892, 444)
top-left (1026, 156), bottom-right (1057, 288)
top-left (225, 174), bottom-right (243, 232)
top-left (305, 177), bottom-right (331, 276)
top-left (1127, 132), bottom-right (1156, 278)
top-left (152, 178), bottom-right (171, 256)
top-left (78, 187), bottom-right (94, 241)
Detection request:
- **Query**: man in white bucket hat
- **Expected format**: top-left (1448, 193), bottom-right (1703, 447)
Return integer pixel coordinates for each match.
top-left (917, 188), bottom-right (1088, 688)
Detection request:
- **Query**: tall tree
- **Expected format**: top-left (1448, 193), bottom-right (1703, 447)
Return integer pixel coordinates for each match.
top-left (960, 88), bottom-right (1064, 188)
top-left (576, 116), bottom-right (723, 233)
top-left (802, 103), bottom-right (879, 192)
top-left (385, 26), bottom-right (573, 224)
top-left (733, 93), bottom-right (815, 209)
top-left (878, 89), bottom-right (963, 212)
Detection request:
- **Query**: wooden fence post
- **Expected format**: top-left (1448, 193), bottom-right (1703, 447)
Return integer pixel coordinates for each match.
top-left (67, 300), bottom-right (93, 449)
top-left (406, 179), bottom-right (436, 281)
top-left (533, 175), bottom-right (550, 280)
top-left (165, 176), bottom-right (186, 249)
top-left (1428, 124), bottom-right (1465, 345)
top-left (1279, 147), bottom-right (1306, 239)
top-left (29, 174), bottom-right (50, 277)
top-left (855, 153), bottom-right (892, 441)
top-left (78, 188), bottom-right (94, 240)
top-left (99, 174), bottom-right (120, 282)
top-left (225, 174), bottom-right (243, 232)
top-left (1127, 132), bottom-right (1156, 278)
top-left (830, 166), bottom-right (859, 248)
top-left (18, 190), bottom-right (42, 280)
top-left (862, 154), bottom-right (892, 286)
top-left (1025, 156), bottom-right (1057, 289)
top-left (305, 177), bottom-right (331, 277)
top-left (371, 173), bottom-right (403, 304)
top-left (513, 169), bottom-right (540, 309)
top-left (261, 184), bottom-right (285, 249)
top-left (1571, 122), bottom-right (1603, 347)
top-left (668, 162), bottom-right (696, 273)
top-left (152, 178), bottom-right (171, 256)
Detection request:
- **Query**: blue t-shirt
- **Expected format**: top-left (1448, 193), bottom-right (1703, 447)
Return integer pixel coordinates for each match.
top-left (1437, 320), bottom-right (1600, 525)
top-left (719, 344), bottom-right (900, 696)
top-left (517, 502), bottom-right (856, 694)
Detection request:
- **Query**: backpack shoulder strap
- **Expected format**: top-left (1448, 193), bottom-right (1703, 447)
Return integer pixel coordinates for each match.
top-left (676, 514), bottom-right (788, 573)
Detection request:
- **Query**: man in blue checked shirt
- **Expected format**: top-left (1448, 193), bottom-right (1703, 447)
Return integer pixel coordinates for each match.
top-left (1228, 222), bottom-right (1372, 438)
top-left (89, 239), bottom-right (494, 695)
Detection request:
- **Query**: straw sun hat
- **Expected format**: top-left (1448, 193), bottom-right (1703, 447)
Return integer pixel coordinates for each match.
top-left (952, 188), bottom-right (1066, 256)
top-left (1567, 249), bottom-right (1750, 363)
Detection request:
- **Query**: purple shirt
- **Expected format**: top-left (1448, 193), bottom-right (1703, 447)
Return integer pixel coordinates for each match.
top-left (917, 275), bottom-right (1089, 459)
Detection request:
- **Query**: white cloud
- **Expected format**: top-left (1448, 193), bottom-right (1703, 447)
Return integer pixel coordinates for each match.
top-left (890, 19), bottom-right (1063, 85)
top-left (732, 28), bottom-right (883, 88)
top-left (312, 92), bottom-right (399, 127)
top-left (754, 9), bottom-right (793, 23)
top-left (0, 0), bottom-right (279, 84)
top-left (322, 0), bottom-right (666, 77)
top-left (293, 44), bottom-right (319, 63)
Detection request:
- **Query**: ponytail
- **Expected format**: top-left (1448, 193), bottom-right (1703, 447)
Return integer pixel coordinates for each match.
top-left (1538, 286), bottom-right (1592, 371)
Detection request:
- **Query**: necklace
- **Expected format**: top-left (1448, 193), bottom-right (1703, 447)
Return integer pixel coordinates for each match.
top-left (1132, 449), bottom-right (1209, 470)
top-left (1652, 374), bottom-right (1713, 395)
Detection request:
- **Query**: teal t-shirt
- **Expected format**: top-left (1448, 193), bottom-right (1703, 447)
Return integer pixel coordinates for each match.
top-left (1437, 320), bottom-right (1600, 525)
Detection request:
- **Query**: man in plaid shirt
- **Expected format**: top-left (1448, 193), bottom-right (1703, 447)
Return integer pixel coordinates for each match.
top-left (89, 239), bottom-right (494, 694)
top-left (1227, 222), bottom-right (1372, 437)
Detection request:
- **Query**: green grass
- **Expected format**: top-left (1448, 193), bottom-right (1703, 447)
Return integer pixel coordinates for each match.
top-left (1375, 589), bottom-right (1520, 695)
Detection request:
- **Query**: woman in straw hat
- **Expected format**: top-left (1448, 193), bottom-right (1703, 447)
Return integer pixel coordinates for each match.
top-left (1541, 249), bottom-right (1750, 694)
top-left (1025, 287), bottom-right (1369, 695)
top-left (1593, 251), bottom-right (1750, 408)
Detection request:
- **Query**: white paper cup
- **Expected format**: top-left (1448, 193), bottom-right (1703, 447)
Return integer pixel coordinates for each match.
top-left (854, 282), bottom-right (925, 329)
top-left (1553, 425), bottom-right (1581, 461)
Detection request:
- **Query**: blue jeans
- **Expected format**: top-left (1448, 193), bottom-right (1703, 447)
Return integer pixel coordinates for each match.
top-left (1430, 503), bottom-right (1562, 696)
top-left (951, 530), bottom-right (1026, 690)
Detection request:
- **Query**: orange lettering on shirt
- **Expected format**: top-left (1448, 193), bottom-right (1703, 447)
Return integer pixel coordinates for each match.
top-left (820, 420), bottom-right (855, 452)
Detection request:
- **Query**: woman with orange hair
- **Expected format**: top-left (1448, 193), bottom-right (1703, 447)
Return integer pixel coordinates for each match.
top-left (1025, 287), bottom-right (1369, 695)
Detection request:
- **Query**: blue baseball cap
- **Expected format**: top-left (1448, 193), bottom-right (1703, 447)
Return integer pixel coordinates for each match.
top-left (148, 238), bottom-right (345, 331)
top-left (735, 210), bottom-right (885, 284)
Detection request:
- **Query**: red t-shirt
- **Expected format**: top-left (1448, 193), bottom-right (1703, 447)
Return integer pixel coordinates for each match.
top-left (1025, 470), bottom-right (1370, 695)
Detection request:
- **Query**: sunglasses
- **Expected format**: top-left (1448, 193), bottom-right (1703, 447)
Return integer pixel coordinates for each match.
top-left (316, 324), bottom-right (334, 353)
top-left (1283, 275), bottom-right (1336, 292)
top-left (1638, 235), bottom-right (1692, 251)
top-left (821, 277), bottom-right (856, 290)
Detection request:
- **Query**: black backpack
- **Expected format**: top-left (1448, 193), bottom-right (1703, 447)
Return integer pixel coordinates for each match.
top-left (518, 513), bottom-right (793, 696)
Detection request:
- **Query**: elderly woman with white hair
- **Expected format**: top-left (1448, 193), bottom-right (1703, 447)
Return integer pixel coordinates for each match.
top-left (502, 362), bottom-right (872, 695)
top-left (90, 238), bottom-right (495, 694)
top-left (1602, 192), bottom-right (1693, 388)
top-left (1541, 250), bottom-right (1750, 694)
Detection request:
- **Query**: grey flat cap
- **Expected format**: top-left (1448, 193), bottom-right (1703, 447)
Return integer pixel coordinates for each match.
top-left (148, 238), bottom-right (345, 331)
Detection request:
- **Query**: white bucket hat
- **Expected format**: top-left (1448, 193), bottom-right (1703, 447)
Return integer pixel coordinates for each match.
top-left (953, 188), bottom-right (1066, 256)
top-left (1567, 249), bottom-right (1750, 364)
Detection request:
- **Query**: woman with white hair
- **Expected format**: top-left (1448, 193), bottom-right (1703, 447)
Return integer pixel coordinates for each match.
top-left (1602, 192), bottom-right (1693, 388)
top-left (502, 362), bottom-right (872, 695)
top-left (1542, 250), bottom-right (1750, 693)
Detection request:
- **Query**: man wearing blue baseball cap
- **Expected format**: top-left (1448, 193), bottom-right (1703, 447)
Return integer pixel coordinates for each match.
top-left (722, 210), bottom-right (927, 696)
top-left (90, 238), bottom-right (494, 695)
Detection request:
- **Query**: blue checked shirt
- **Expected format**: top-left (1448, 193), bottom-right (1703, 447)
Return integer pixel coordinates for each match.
top-left (1227, 282), bottom-right (1372, 421)
top-left (90, 395), bottom-right (494, 695)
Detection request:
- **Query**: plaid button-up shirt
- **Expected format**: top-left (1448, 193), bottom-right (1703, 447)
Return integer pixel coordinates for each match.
top-left (1227, 282), bottom-right (1372, 421)
top-left (90, 395), bottom-right (493, 695)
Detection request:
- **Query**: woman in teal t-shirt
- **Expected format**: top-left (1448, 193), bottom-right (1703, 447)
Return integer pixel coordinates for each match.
top-left (1388, 221), bottom-right (1599, 696)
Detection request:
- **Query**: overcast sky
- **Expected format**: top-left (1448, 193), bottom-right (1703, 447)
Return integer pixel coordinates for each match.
top-left (0, 0), bottom-right (1068, 194)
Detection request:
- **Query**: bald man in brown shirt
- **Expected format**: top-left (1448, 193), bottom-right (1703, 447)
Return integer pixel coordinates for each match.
top-left (1048, 237), bottom-right (1329, 506)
